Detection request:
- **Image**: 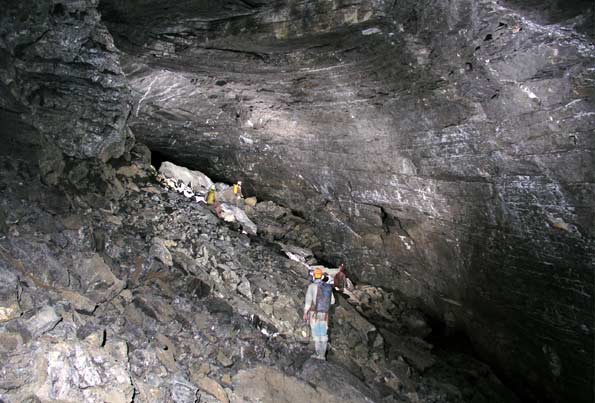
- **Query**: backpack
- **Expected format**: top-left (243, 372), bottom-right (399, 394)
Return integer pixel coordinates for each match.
top-left (315, 282), bottom-right (333, 313)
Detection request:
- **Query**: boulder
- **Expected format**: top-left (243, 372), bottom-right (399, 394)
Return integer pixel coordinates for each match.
top-left (159, 162), bottom-right (213, 194)
top-left (59, 290), bottom-right (97, 315)
top-left (0, 331), bottom-right (24, 354)
top-left (192, 376), bottom-right (228, 403)
top-left (237, 277), bottom-right (253, 301)
top-left (150, 243), bottom-right (173, 267)
top-left (24, 306), bottom-right (61, 338)
top-left (279, 243), bottom-right (315, 266)
top-left (74, 254), bottom-right (125, 304)
top-left (253, 201), bottom-right (287, 220)
top-left (220, 204), bottom-right (257, 235)
top-left (299, 360), bottom-right (379, 402)
top-left (116, 164), bottom-right (146, 178)
top-left (170, 376), bottom-right (198, 403)
top-left (244, 197), bottom-right (257, 207)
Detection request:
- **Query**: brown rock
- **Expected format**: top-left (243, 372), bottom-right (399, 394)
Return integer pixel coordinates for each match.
top-left (0, 332), bottom-right (24, 353)
top-left (60, 290), bottom-right (97, 314)
top-left (117, 164), bottom-right (146, 178)
top-left (217, 350), bottom-right (234, 367)
top-left (244, 197), bottom-right (257, 207)
top-left (193, 376), bottom-right (229, 403)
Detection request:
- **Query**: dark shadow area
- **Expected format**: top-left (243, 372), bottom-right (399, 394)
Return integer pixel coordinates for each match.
top-left (149, 148), bottom-right (169, 171)
top-left (426, 317), bottom-right (477, 356)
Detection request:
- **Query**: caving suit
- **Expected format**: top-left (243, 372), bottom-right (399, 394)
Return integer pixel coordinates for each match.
top-left (304, 280), bottom-right (335, 359)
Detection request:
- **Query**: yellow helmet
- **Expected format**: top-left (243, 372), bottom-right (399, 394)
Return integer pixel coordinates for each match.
top-left (313, 268), bottom-right (323, 279)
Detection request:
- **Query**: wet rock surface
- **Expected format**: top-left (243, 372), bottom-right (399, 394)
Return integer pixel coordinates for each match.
top-left (0, 154), bottom-right (520, 402)
top-left (99, 0), bottom-right (595, 401)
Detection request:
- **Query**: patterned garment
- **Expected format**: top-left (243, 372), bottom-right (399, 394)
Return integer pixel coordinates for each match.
top-left (309, 312), bottom-right (328, 342)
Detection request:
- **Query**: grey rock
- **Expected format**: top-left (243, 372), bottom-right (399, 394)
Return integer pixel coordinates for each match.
top-left (0, 331), bottom-right (25, 354)
top-left (150, 243), bottom-right (173, 267)
top-left (0, 209), bottom-right (7, 235)
top-left (131, 143), bottom-right (152, 164)
top-left (24, 306), bottom-right (61, 338)
top-left (170, 375), bottom-right (198, 403)
top-left (75, 254), bottom-right (126, 303)
top-left (60, 289), bottom-right (97, 315)
top-left (38, 142), bottom-right (65, 186)
top-left (236, 276), bottom-right (253, 301)
top-left (7, 238), bottom-right (71, 289)
top-left (0, 0), bottom-right (131, 161)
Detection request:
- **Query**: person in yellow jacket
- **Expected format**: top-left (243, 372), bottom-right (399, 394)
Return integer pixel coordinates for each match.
top-left (206, 185), bottom-right (216, 205)
top-left (232, 181), bottom-right (243, 200)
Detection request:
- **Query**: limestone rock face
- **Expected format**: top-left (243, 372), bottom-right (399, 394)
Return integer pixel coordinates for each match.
top-left (100, 0), bottom-right (594, 401)
top-left (0, 0), bottom-right (131, 161)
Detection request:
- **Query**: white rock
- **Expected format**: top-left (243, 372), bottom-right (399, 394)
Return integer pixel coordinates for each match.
top-left (237, 277), bottom-right (253, 301)
top-left (362, 27), bottom-right (382, 35)
top-left (159, 161), bottom-right (213, 194)
top-left (220, 204), bottom-right (257, 235)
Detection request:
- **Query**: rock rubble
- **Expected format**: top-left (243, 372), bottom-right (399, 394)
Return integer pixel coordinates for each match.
top-left (0, 152), bottom-right (519, 403)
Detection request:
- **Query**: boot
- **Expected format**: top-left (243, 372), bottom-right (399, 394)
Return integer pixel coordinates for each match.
top-left (313, 341), bottom-right (321, 359)
top-left (318, 341), bottom-right (327, 360)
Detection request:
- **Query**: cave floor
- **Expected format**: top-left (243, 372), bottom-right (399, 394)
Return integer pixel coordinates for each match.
top-left (0, 152), bottom-right (522, 402)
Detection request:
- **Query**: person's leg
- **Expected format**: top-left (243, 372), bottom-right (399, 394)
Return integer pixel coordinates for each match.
top-left (318, 340), bottom-right (327, 359)
top-left (311, 317), bottom-right (320, 357)
top-left (317, 319), bottom-right (328, 360)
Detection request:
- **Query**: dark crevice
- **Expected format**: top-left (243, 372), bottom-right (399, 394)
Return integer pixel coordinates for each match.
top-left (52, 3), bottom-right (65, 16)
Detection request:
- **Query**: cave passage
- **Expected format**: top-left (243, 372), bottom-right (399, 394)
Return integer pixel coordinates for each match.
top-left (0, 0), bottom-right (593, 402)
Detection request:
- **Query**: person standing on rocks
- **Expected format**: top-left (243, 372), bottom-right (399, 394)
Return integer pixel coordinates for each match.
top-left (303, 268), bottom-right (334, 360)
top-left (233, 181), bottom-right (243, 200)
top-left (333, 263), bottom-right (346, 292)
top-left (206, 185), bottom-right (216, 205)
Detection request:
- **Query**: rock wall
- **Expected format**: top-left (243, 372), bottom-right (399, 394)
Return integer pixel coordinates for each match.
top-left (102, 0), bottom-right (595, 401)
top-left (1, 0), bottom-right (590, 401)
top-left (0, 0), bottom-right (131, 165)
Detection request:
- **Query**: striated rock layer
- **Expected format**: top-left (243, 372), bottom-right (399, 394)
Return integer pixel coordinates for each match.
top-left (0, 0), bottom-right (131, 166)
top-left (101, 0), bottom-right (595, 401)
